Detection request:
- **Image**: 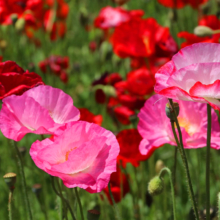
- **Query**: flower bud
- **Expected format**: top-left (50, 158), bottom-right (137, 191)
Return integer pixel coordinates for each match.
top-left (19, 146), bottom-right (27, 157)
top-left (0, 40), bottom-right (7, 51)
top-left (165, 102), bottom-right (179, 121)
top-left (155, 160), bottom-right (165, 174)
top-left (3, 173), bottom-right (16, 190)
top-left (10, 14), bottom-right (18, 25)
top-left (87, 209), bottom-right (100, 220)
top-left (32, 184), bottom-right (42, 194)
top-left (148, 176), bottom-right (164, 196)
top-left (15, 18), bottom-right (25, 32)
top-left (194, 26), bottom-right (214, 37)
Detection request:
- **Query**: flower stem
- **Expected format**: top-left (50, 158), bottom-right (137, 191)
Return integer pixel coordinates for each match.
top-left (108, 182), bottom-right (121, 220)
top-left (51, 177), bottom-right (76, 220)
top-left (217, 192), bottom-right (220, 220)
top-left (8, 189), bottom-right (14, 220)
top-left (74, 188), bottom-right (84, 220)
top-left (206, 104), bottom-right (212, 220)
top-left (159, 167), bottom-right (176, 220)
top-left (13, 141), bottom-right (32, 220)
top-left (169, 99), bottom-right (199, 220)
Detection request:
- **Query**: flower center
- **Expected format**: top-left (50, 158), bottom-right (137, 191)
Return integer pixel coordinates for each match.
top-left (177, 117), bottom-right (195, 136)
top-left (65, 147), bottom-right (77, 161)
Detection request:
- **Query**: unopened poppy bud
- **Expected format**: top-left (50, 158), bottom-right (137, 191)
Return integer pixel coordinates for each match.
top-left (10, 14), bottom-right (18, 25)
top-left (194, 26), bottom-right (214, 37)
top-left (19, 147), bottom-right (27, 157)
top-left (155, 160), bottom-right (165, 174)
top-left (87, 209), bottom-right (100, 220)
top-left (148, 176), bottom-right (164, 196)
top-left (3, 173), bottom-right (16, 190)
top-left (15, 18), bottom-right (25, 32)
top-left (165, 102), bottom-right (179, 121)
top-left (32, 184), bottom-right (42, 194)
top-left (0, 40), bottom-right (7, 50)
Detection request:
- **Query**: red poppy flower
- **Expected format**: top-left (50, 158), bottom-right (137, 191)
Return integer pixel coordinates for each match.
top-left (117, 129), bottom-right (152, 167)
top-left (39, 55), bottom-right (69, 83)
top-left (79, 108), bottom-right (103, 126)
top-left (157, 0), bottom-right (208, 9)
top-left (111, 17), bottom-right (177, 58)
top-left (0, 61), bottom-right (44, 99)
top-left (126, 67), bottom-right (155, 96)
top-left (103, 166), bottom-right (129, 204)
top-left (113, 106), bottom-right (135, 125)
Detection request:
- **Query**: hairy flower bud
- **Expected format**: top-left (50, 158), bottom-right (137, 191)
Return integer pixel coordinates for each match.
top-left (194, 26), bottom-right (214, 37)
top-left (165, 102), bottom-right (179, 121)
top-left (148, 176), bottom-right (164, 196)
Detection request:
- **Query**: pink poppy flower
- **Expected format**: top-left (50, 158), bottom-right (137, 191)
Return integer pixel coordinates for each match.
top-left (30, 121), bottom-right (120, 193)
top-left (94, 6), bottom-right (144, 30)
top-left (138, 94), bottom-right (220, 156)
top-left (155, 43), bottom-right (220, 110)
top-left (0, 85), bottom-right (80, 141)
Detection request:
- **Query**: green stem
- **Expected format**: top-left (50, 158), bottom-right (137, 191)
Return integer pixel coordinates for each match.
top-left (169, 99), bottom-right (199, 220)
top-left (217, 192), bottom-right (220, 220)
top-left (108, 183), bottom-right (121, 220)
top-left (159, 167), bottom-right (176, 220)
top-left (74, 188), bottom-right (84, 220)
top-left (51, 177), bottom-right (76, 220)
top-left (8, 189), bottom-right (14, 220)
top-left (57, 179), bottom-right (68, 220)
top-left (206, 104), bottom-right (212, 220)
top-left (173, 147), bottom-right (178, 192)
top-left (13, 141), bottom-right (32, 220)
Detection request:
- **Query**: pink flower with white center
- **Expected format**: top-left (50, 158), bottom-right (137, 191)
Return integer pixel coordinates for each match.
top-left (155, 43), bottom-right (220, 110)
top-left (30, 121), bottom-right (120, 193)
top-left (94, 6), bottom-right (144, 29)
top-left (0, 85), bottom-right (80, 141)
top-left (138, 94), bottom-right (220, 156)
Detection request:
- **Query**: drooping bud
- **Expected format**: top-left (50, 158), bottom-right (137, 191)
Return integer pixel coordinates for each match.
top-left (148, 176), bottom-right (164, 196)
top-left (155, 160), bottom-right (165, 174)
top-left (3, 173), bottom-right (17, 190)
top-left (165, 102), bottom-right (179, 121)
top-left (87, 209), bottom-right (100, 220)
top-left (194, 26), bottom-right (214, 37)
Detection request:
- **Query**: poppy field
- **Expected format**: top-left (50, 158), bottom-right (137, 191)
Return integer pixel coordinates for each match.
top-left (1, 0), bottom-right (220, 219)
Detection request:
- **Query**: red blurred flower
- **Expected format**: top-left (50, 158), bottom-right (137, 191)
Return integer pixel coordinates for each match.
top-left (126, 67), bottom-right (155, 96)
top-left (178, 15), bottom-right (220, 48)
top-left (0, 60), bottom-right (44, 99)
top-left (94, 6), bottom-right (144, 30)
top-left (93, 72), bottom-right (123, 104)
top-left (89, 41), bottom-right (97, 52)
top-left (79, 108), bottom-right (103, 126)
top-left (113, 106), bottom-right (135, 125)
top-left (111, 17), bottom-right (177, 58)
top-left (39, 55), bottom-right (69, 83)
top-left (117, 129), bottom-right (152, 167)
top-left (103, 166), bottom-right (129, 204)
top-left (157, 0), bottom-right (208, 9)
